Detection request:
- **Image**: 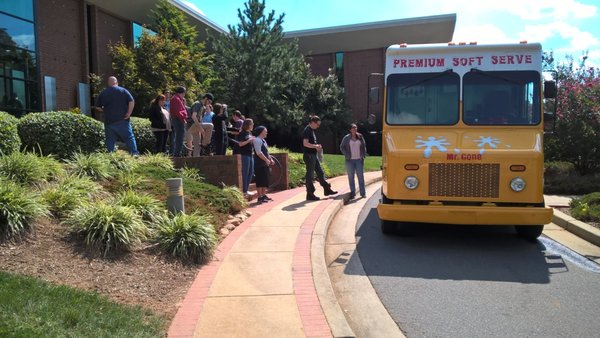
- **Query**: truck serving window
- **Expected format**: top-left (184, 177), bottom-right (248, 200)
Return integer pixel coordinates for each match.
top-left (386, 71), bottom-right (459, 125)
top-left (463, 70), bottom-right (541, 125)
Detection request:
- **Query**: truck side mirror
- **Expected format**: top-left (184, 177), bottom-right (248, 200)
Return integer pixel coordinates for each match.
top-left (544, 80), bottom-right (557, 99)
top-left (369, 87), bottom-right (380, 104)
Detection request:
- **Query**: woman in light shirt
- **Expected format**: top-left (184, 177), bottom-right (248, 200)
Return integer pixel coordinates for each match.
top-left (339, 123), bottom-right (367, 199)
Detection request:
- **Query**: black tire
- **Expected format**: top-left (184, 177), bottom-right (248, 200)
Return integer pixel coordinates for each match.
top-left (381, 219), bottom-right (397, 235)
top-left (515, 225), bottom-right (544, 241)
top-left (381, 191), bottom-right (392, 204)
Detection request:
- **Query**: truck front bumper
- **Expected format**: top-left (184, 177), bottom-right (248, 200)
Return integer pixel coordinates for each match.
top-left (377, 204), bottom-right (553, 225)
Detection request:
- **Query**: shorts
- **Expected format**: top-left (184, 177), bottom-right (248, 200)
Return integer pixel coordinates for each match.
top-left (254, 165), bottom-right (270, 188)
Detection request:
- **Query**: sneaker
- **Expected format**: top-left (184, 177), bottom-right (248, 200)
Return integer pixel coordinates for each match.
top-left (349, 193), bottom-right (356, 199)
top-left (324, 188), bottom-right (338, 196)
top-left (262, 195), bottom-right (273, 201)
top-left (360, 195), bottom-right (366, 198)
top-left (306, 194), bottom-right (320, 201)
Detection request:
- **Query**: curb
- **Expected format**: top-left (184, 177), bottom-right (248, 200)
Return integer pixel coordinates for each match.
top-left (311, 175), bottom-right (382, 338)
top-left (552, 209), bottom-right (600, 247)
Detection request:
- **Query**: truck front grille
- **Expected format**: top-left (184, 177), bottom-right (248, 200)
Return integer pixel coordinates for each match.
top-left (429, 163), bottom-right (500, 198)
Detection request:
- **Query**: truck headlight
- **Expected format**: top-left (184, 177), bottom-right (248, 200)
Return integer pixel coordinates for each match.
top-left (510, 177), bottom-right (526, 192)
top-left (404, 176), bottom-right (419, 190)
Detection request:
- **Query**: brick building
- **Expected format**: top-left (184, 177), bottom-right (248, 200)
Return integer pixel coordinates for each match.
top-left (0, 0), bottom-right (454, 141)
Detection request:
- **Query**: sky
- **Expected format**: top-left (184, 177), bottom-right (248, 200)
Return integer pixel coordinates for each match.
top-left (184, 0), bottom-right (600, 68)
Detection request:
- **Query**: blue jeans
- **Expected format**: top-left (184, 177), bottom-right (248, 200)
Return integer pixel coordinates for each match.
top-left (345, 159), bottom-right (365, 197)
top-left (171, 118), bottom-right (185, 157)
top-left (241, 155), bottom-right (254, 193)
top-left (105, 119), bottom-right (139, 155)
top-left (303, 153), bottom-right (330, 194)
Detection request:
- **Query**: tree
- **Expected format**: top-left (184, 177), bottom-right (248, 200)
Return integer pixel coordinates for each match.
top-left (210, 0), bottom-right (349, 148)
top-left (211, 0), bottom-right (307, 129)
top-left (108, 0), bottom-right (215, 115)
top-left (544, 54), bottom-right (600, 175)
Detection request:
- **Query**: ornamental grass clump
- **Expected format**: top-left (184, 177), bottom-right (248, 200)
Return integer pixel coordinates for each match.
top-left (67, 203), bottom-right (147, 257)
top-left (221, 185), bottom-right (247, 213)
top-left (67, 152), bottom-right (112, 181)
top-left (115, 190), bottom-right (164, 224)
top-left (42, 175), bottom-right (102, 217)
top-left (0, 180), bottom-right (48, 241)
top-left (103, 151), bottom-right (139, 173)
top-left (154, 213), bottom-right (217, 264)
top-left (138, 152), bottom-right (174, 171)
top-left (0, 151), bottom-right (50, 186)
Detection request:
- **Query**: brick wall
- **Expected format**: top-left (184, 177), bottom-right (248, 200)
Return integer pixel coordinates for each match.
top-left (306, 54), bottom-right (333, 77)
top-left (91, 7), bottom-right (132, 78)
top-left (343, 48), bottom-right (385, 124)
top-left (171, 153), bottom-right (289, 191)
top-left (37, 0), bottom-right (87, 111)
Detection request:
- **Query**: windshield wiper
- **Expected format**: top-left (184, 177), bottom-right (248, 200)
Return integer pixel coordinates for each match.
top-left (401, 69), bottom-right (454, 91)
top-left (469, 68), bottom-right (522, 85)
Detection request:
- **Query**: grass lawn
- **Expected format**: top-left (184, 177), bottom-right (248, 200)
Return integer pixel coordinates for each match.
top-left (285, 151), bottom-right (381, 187)
top-left (0, 271), bottom-right (166, 337)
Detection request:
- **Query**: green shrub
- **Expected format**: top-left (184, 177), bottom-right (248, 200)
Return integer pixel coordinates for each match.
top-left (67, 203), bottom-right (147, 257)
top-left (0, 152), bottom-right (50, 186)
top-left (113, 171), bottom-right (143, 191)
top-left (221, 186), bottom-right (247, 213)
top-left (154, 213), bottom-right (217, 263)
top-left (0, 111), bottom-right (20, 155)
top-left (115, 190), bottom-right (163, 223)
top-left (544, 161), bottom-right (600, 194)
top-left (17, 112), bottom-right (104, 159)
top-left (0, 180), bottom-right (48, 241)
top-left (130, 117), bottom-right (154, 154)
top-left (42, 175), bottom-right (101, 217)
top-left (67, 152), bottom-right (112, 180)
top-left (570, 192), bottom-right (600, 223)
top-left (179, 167), bottom-right (204, 181)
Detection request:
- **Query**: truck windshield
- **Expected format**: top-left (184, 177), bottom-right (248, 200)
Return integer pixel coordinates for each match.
top-left (463, 70), bottom-right (541, 125)
top-left (386, 71), bottom-right (460, 125)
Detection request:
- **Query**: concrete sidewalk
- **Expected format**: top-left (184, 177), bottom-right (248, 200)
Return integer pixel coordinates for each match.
top-left (168, 173), bottom-right (600, 338)
top-left (168, 171), bottom-right (381, 338)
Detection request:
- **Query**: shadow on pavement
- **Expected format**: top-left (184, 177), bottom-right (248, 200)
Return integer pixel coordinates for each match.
top-left (351, 197), bottom-right (564, 284)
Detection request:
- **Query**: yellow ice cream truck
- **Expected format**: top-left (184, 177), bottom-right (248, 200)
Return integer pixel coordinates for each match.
top-left (377, 42), bottom-right (556, 240)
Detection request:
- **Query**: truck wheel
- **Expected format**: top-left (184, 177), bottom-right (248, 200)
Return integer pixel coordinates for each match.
top-left (381, 192), bottom-right (392, 204)
top-left (381, 220), bottom-right (396, 235)
top-left (515, 225), bottom-right (544, 241)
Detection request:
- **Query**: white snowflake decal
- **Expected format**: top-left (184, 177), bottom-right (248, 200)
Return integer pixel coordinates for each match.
top-left (415, 136), bottom-right (450, 158)
top-left (474, 136), bottom-right (501, 154)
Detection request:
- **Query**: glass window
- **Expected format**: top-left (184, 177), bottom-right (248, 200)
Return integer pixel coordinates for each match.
top-left (0, 12), bottom-right (36, 51)
top-left (133, 22), bottom-right (156, 45)
top-left (463, 70), bottom-right (541, 125)
top-left (386, 71), bottom-right (460, 125)
top-left (0, 0), bottom-right (34, 21)
top-left (334, 51), bottom-right (344, 86)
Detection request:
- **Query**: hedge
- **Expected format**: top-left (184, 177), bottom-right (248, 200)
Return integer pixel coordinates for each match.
top-left (0, 111), bottom-right (21, 155)
top-left (17, 112), bottom-right (104, 159)
top-left (130, 117), bottom-right (154, 154)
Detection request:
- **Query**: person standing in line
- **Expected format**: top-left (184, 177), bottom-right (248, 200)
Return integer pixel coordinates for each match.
top-left (149, 94), bottom-right (171, 154)
top-left (199, 93), bottom-right (215, 154)
top-left (339, 123), bottom-right (367, 199)
top-left (95, 76), bottom-right (139, 155)
top-left (302, 115), bottom-right (337, 201)
top-left (169, 86), bottom-right (187, 157)
top-left (253, 125), bottom-right (274, 203)
top-left (237, 118), bottom-right (256, 197)
top-left (212, 103), bottom-right (228, 155)
top-left (229, 110), bottom-right (244, 154)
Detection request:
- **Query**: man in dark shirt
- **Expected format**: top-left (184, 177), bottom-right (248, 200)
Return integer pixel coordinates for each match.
top-left (96, 76), bottom-right (139, 155)
top-left (302, 115), bottom-right (337, 200)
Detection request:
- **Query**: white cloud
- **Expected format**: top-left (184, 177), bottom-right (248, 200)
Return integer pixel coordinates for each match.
top-left (452, 24), bottom-right (512, 44)
top-left (12, 34), bottom-right (35, 50)
top-left (177, 0), bottom-right (205, 16)
top-left (519, 22), bottom-right (599, 50)
top-left (414, 0), bottom-right (597, 21)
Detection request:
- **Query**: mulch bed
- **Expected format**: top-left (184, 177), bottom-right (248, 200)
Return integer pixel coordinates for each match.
top-left (0, 217), bottom-right (199, 320)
